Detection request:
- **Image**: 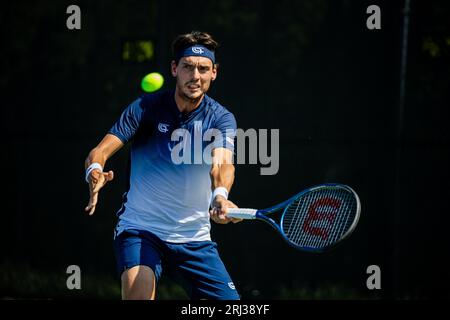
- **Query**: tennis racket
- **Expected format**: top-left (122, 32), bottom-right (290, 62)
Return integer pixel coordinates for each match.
top-left (227, 183), bottom-right (361, 252)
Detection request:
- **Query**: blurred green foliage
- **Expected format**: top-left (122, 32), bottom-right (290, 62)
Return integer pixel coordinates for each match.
top-left (1, 261), bottom-right (377, 300)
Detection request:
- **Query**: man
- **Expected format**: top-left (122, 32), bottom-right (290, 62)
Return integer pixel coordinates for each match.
top-left (84, 31), bottom-right (241, 300)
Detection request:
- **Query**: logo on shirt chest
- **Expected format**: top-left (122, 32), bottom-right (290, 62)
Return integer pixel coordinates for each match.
top-left (158, 123), bottom-right (170, 133)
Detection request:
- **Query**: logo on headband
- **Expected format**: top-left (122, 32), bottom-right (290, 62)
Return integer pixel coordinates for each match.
top-left (192, 47), bottom-right (205, 54)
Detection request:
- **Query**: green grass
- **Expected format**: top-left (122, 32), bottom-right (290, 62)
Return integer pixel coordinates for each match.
top-left (1, 262), bottom-right (378, 300)
top-left (0, 261), bottom-right (190, 300)
top-left (0, 262), bottom-right (120, 299)
top-left (276, 283), bottom-right (380, 300)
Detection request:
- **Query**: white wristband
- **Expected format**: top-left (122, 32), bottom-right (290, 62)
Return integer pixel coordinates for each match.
top-left (211, 187), bottom-right (229, 203)
top-left (85, 163), bottom-right (103, 183)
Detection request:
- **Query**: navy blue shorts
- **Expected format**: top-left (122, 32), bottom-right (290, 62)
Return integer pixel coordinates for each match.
top-left (113, 229), bottom-right (240, 300)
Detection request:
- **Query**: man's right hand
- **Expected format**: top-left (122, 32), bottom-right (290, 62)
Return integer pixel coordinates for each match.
top-left (85, 169), bottom-right (114, 215)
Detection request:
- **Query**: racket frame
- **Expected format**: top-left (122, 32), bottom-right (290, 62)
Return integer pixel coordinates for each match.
top-left (229, 183), bottom-right (361, 252)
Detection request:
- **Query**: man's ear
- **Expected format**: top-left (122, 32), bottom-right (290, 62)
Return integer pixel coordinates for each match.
top-left (171, 60), bottom-right (177, 77)
top-left (211, 63), bottom-right (219, 81)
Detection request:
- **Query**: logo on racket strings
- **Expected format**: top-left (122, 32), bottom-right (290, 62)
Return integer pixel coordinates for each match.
top-left (302, 198), bottom-right (341, 240)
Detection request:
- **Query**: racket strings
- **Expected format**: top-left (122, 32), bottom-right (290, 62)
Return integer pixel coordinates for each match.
top-left (288, 192), bottom-right (338, 246)
top-left (307, 189), bottom-right (354, 247)
top-left (309, 189), bottom-right (355, 247)
top-left (282, 187), bottom-right (357, 249)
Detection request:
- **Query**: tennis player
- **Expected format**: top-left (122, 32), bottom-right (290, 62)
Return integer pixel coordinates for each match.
top-left (84, 31), bottom-right (241, 300)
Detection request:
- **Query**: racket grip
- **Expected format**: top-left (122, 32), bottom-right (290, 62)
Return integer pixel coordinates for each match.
top-left (226, 208), bottom-right (257, 220)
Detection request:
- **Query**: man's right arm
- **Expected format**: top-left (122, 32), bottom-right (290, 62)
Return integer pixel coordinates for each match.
top-left (84, 134), bottom-right (124, 215)
top-left (85, 133), bottom-right (124, 169)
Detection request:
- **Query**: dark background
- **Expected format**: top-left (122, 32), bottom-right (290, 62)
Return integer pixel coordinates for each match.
top-left (1, 0), bottom-right (449, 299)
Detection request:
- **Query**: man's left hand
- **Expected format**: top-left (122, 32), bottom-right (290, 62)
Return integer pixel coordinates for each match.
top-left (210, 196), bottom-right (243, 224)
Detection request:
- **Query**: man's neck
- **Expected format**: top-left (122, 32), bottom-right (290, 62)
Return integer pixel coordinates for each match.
top-left (174, 88), bottom-right (204, 113)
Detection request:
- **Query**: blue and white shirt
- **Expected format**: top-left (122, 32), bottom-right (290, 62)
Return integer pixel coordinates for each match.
top-left (109, 90), bottom-right (237, 243)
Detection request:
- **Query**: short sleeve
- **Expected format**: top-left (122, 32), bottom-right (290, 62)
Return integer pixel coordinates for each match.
top-left (108, 98), bottom-right (145, 144)
top-left (213, 111), bottom-right (237, 152)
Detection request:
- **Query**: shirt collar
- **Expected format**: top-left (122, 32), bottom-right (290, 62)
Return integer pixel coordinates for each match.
top-left (170, 90), bottom-right (208, 121)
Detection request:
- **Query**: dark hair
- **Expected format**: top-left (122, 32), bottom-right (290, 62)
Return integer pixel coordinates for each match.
top-left (172, 31), bottom-right (219, 64)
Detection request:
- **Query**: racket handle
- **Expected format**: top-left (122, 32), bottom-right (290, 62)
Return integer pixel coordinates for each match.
top-left (226, 208), bottom-right (257, 220)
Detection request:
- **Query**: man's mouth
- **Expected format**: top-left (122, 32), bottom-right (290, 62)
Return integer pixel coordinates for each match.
top-left (187, 84), bottom-right (200, 90)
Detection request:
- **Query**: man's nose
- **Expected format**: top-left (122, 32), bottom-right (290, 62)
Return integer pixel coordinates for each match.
top-left (191, 66), bottom-right (200, 79)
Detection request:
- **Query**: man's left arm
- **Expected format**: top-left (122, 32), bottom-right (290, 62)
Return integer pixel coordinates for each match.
top-left (209, 147), bottom-right (242, 224)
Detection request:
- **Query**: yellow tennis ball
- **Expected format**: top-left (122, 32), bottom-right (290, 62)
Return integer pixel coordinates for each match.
top-left (141, 72), bottom-right (164, 92)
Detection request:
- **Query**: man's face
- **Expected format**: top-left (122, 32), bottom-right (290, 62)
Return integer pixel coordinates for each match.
top-left (171, 56), bottom-right (217, 101)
